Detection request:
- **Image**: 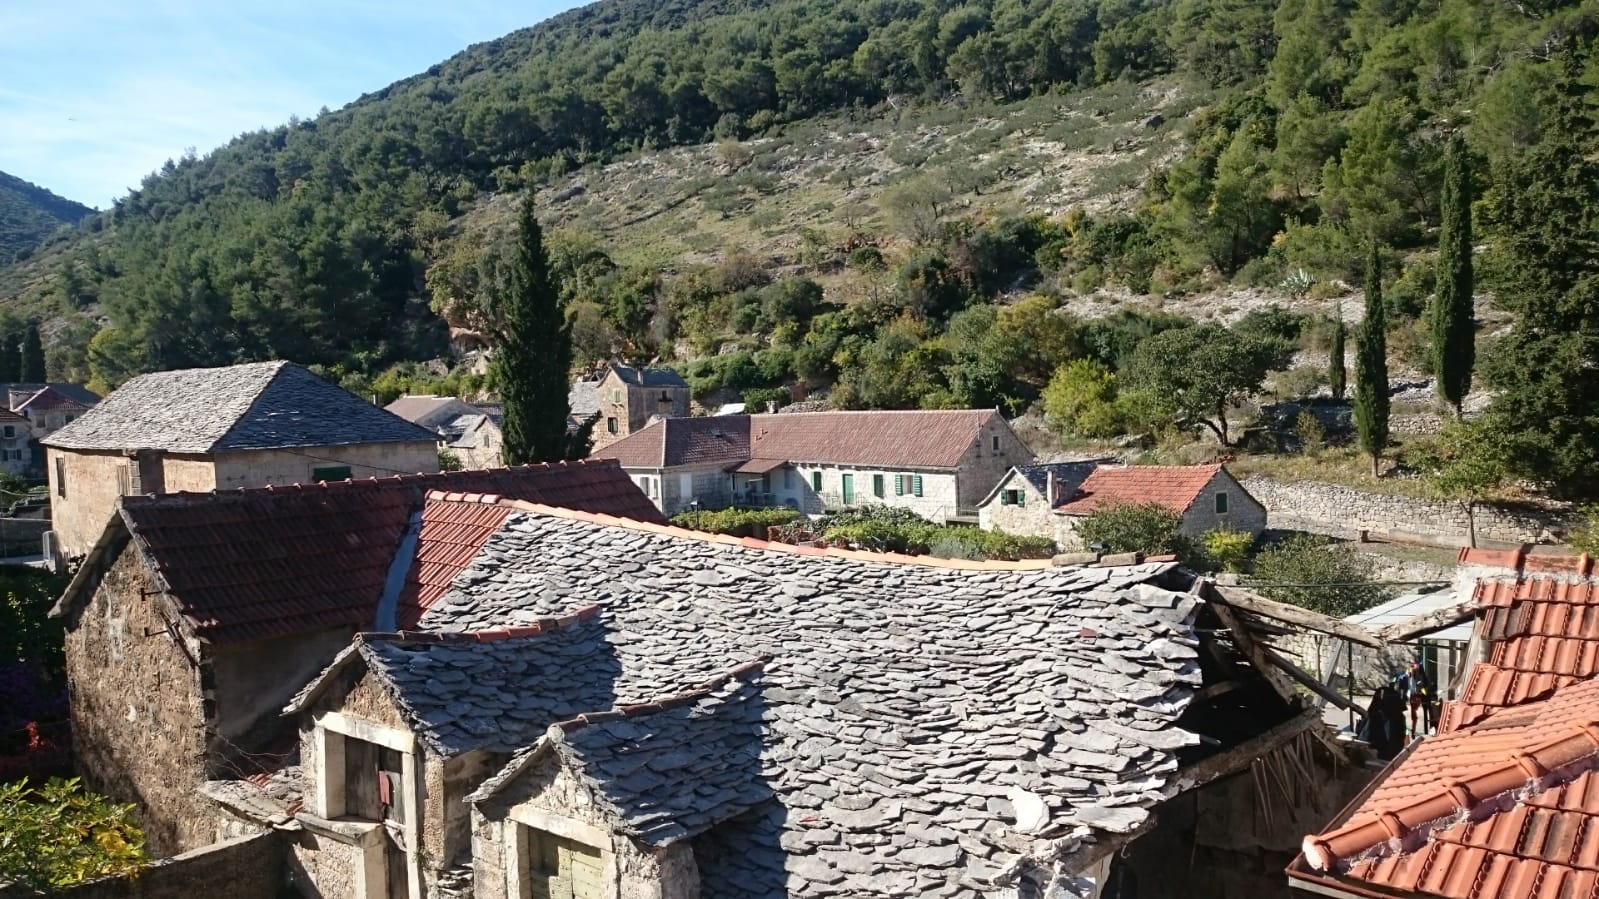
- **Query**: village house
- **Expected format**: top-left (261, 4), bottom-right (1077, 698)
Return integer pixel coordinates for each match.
top-left (385, 395), bottom-right (507, 470)
top-left (979, 462), bottom-right (1266, 549)
top-left (214, 493), bottom-right (1363, 899)
top-left (1289, 548), bottom-right (1599, 899)
top-left (567, 377), bottom-right (601, 438)
top-left (591, 409), bottom-right (1033, 521)
top-left (48, 461), bottom-right (665, 856)
top-left (588, 363), bottom-right (690, 452)
top-left (0, 408), bottom-right (31, 476)
top-left (42, 361), bottom-right (444, 559)
top-left (0, 382), bottom-right (99, 476)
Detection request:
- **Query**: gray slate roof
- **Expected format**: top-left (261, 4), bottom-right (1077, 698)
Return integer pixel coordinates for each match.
top-left (568, 381), bottom-right (601, 418)
top-left (419, 510), bottom-right (1205, 895)
top-left (472, 670), bottom-right (773, 847)
top-left (43, 361), bottom-right (438, 452)
top-left (607, 363), bottom-right (688, 389)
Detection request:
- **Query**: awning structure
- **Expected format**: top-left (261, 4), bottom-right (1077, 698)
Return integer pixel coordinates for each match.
top-left (730, 458), bottom-right (788, 474)
top-left (1345, 588), bottom-right (1473, 643)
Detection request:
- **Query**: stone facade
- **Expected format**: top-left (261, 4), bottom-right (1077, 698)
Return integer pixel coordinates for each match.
top-left (1242, 476), bottom-right (1576, 547)
top-left (590, 368), bottom-right (690, 453)
top-left (63, 542), bottom-right (214, 855)
top-left (48, 440), bottom-right (439, 558)
top-left (977, 469), bottom-right (1054, 536)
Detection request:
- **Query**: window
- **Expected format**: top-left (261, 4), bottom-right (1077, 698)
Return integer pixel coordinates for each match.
top-left (895, 474), bottom-right (905, 496)
top-left (811, 471), bottom-right (822, 492)
top-left (872, 474), bottom-right (885, 498)
top-left (54, 457), bottom-right (64, 498)
top-left (521, 828), bottom-right (603, 899)
top-left (678, 473), bottom-right (693, 500)
top-left (311, 465), bottom-right (352, 482)
top-left (610, 388), bottom-right (622, 404)
top-left (63, 414), bottom-right (74, 424)
top-left (1000, 489), bottom-right (1025, 507)
top-left (606, 417), bottom-right (619, 434)
top-left (991, 434), bottom-right (1001, 453)
top-left (783, 469), bottom-right (793, 490)
top-left (912, 475), bottom-right (923, 497)
top-left (841, 473), bottom-right (855, 505)
top-left (1, 426), bottom-right (12, 439)
top-left (1215, 491), bottom-right (1229, 514)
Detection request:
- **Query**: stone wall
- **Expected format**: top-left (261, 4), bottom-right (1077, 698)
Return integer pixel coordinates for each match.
top-left (0, 517), bottom-right (50, 555)
top-left (63, 543), bottom-right (215, 855)
top-left (977, 472), bottom-right (1052, 537)
top-left (210, 441), bottom-right (440, 490)
top-left (1179, 470), bottom-right (1268, 540)
top-left (0, 832), bottom-right (285, 899)
top-left (1242, 476), bottom-right (1576, 546)
top-left (47, 448), bottom-right (134, 559)
top-left (212, 626), bottom-right (354, 746)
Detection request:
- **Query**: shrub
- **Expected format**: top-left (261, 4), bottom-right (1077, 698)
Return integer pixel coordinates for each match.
top-left (814, 506), bottom-right (1053, 560)
top-left (670, 507), bottom-right (800, 536)
top-left (1201, 528), bottom-right (1255, 573)
top-left (1075, 502), bottom-right (1194, 560)
top-left (1294, 410), bottom-right (1326, 453)
top-left (1569, 505), bottom-right (1599, 558)
top-left (1042, 359), bottom-right (1122, 438)
top-left (1249, 534), bottom-right (1391, 617)
top-left (0, 777), bottom-right (147, 891)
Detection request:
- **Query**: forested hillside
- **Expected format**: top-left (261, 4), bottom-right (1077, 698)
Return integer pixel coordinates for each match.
top-left (0, 172), bottom-right (93, 266)
top-left (2, 0), bottom-right (1597, 490)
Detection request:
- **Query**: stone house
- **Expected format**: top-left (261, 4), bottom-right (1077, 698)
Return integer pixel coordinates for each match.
top-left (981, 463), bottom-right (1265, 550)
top-left (592, 409), bottom-right (1033, 521)
top-left (385, 395), bottom-right (507, 470)
top-left (588, 364), bottom-right (690, 452)
top-left (0, 408), bottom-right (31, 476)
top-left (42, 361), bottom-right (443, 559)
top-left (48, 462), bottom-right (664, 856)
top-left (242, 494), bottom-right (1318, 899)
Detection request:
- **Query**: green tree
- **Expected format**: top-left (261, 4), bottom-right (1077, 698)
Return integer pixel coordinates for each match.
top-left (1250, 534), bottom-right (1390, 617)
top-left (1353, 243), bottom-right (1390, 476)
top-left (492, 194), bottom-right (572, 465)
top-left (1478, 48), bottom-right (1599, 496)
top-left (1328, 308), bottom-right (1347, 401)
top-left (1074, 501), bottom-right (1193, 560)
top-left (1123, 324), bottom-right (1285, 445)
top-left (1432, 135), bottom-right (1474, 417)
top-left (0, 778), bottom-right (147, 892)
top-left (1042, 358), bottom-right (1121, 438)
top-left (0, 324), bottom-right (19, 383)
top-left (1412, 419), bottom-right (1509, 548)
top-left (19, 324), bottom-right (44, 383)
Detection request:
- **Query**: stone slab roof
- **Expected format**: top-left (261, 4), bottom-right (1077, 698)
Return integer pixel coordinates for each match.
top-left (591, 409), bottom-right (1010, 470)
top-left (410, 501), bottom-right (1211, 893)
top-left (1055, 465), bottom-right (1225, 516)
top-left (384, 395), bottom-right (474, 430)
top-left (568, 381), bottom-right (601, 418)
top-left (607, 363), bottom-right (689, 389)
top-left (472, 665), bottom-right (772, 847)
top-left (43, 361), bottom-right (438, 452)
top-left (979, 461), bottom-right (1109, 509)
top-left (53, 463), bottom-right (665, 646)
top-left (0, 382), bottom-right (99, 410)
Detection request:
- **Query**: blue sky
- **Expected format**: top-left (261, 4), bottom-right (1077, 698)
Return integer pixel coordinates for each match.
top-left (0, 1), bottom-right (584, 209)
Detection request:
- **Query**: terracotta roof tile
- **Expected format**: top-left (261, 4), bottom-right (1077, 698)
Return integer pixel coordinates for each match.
top-left (591, 410), bottom-right (1006, 470)
top-left (394, 497), bottom-right (518, 628)
top-left (1054, 465), bottom-right (1225, 515)
top-left (115, 461), bottom-right (663, 645)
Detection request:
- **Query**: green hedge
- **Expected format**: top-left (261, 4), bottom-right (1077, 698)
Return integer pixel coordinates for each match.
top-left (671, 507), bottom-right (800, 536)
top-left (818, 507), bottom-right (1055, 561)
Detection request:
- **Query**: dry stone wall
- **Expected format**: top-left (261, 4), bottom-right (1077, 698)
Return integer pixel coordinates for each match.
top-left (0, 832), bottom-right (283, 899)
top-left (1243, 476), bottom-right (1575, 547)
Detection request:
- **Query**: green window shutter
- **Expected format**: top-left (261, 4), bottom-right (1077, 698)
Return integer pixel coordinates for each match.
top-left (912, 475), bottom-right (923, 497)
top-left (1000, 491), bottom-right (1012, 506)
top-left (873, 474), bottom-right (884, 497)
top-left (811, 471), bottom-right (822, 492)
top-left (312, 465), bottom-right (352, 482)
top-left (895, 475), bottom-right (905, 496)
top-left (1016, 490), bottom-right (1024, 507)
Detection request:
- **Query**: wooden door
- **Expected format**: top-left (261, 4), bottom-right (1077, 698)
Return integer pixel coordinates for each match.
top-left (527, 830), bottom-right (603, 899)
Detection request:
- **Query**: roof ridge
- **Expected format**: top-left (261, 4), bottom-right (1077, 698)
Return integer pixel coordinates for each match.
top-left (548, 658), bottom-right (768, 736)
top-left (360, 603), bottom-right (601, 644)
top-left (1303, 713), bottom-right (1599, 872)
top-left (491, 498), bottom-right (1165, 572)
top-left (1459, 546), bottom-right (1595, 577)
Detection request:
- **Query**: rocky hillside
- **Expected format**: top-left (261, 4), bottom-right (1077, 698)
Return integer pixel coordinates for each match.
top-left (0, 171), bottom-right (93, 266)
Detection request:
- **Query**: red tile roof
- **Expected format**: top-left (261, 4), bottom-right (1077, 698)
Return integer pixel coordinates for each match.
top-left (1294, 677), bottom-right (1599, 899)
top-left (14, 385), bottom-right (93, 413)
top-left (109, 461), bottom-right (663, 646)
top-left (394, 495), bottom-right (519, 628)
top-left (1054, 465), bottom-right (1224, 515)
top-left (591, 410), bottom-right (1006, 470)
top-left (1293, 551), bottom-right (1599, 898)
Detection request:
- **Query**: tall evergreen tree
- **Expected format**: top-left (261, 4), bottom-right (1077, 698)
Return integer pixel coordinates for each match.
top-left (1432, 135), bottom-right (1474, 416)
top-left (1479, 47), bottom-right (1599, 497)
top-left (0, 326), bottom-right (20, 383)
top-left (20, 324), bottom-right (45, 383)
top-left (492, 194), bottom-right (572, 465)
top-left (1354, 243), bottom-right (1390, 477)
top-left (1328, 305), bottom-right (1346, 401)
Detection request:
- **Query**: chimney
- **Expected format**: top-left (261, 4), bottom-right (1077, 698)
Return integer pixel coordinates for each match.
top-left (1047, 470), bottom-right (1056, 506)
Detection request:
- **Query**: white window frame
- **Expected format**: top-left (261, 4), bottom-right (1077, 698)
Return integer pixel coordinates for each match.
top-left (314, 712), bottom-right (423, 899)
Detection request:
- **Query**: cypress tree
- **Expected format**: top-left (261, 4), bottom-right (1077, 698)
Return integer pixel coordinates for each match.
top-left (493, 193), bottom-right (572, 465)
top-left (0, 326), bottom-right (19, 383)
top-left (1328, 305), bottom-right (1346, 402)
top-left (1432, 136), bottom-right (1474, 416)
top-left (20, 324), bottom-right (45, 383)
top-left (1354, 243), bottom-right (1390, 477)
